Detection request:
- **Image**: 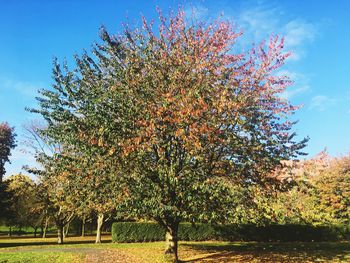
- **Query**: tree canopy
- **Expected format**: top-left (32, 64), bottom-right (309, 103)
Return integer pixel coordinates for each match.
top-left (0, 122), bottom-right (16, 182)
top-left (30, 9), bottom-right (307, 261)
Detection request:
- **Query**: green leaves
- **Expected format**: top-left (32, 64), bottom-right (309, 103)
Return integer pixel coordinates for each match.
top-left (0, 122), bottom-right (16, 182)
top-left (30, 9), bottom-right (308, 242)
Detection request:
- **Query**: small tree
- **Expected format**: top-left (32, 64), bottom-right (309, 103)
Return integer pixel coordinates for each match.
top-left (37, 157), bottom-right (75, 244)
top-left (23, 122), bottom-right (75, 244)
top-left (0, 180), bottom-right (16, 235)
top-left (55, 153), bottom-right (121, 243)
top-left (312, 154), bottom-right (350, 224)
top-left (0, 122), bottom-right (16, 182)
top-left (5, 174), bottom-right (40, 235)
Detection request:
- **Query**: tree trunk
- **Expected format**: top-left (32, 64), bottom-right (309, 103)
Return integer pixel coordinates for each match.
top-left (57, 225), bottom-right (64, 244)
top-left (81, 216), bottom-right (86, 237)
top-left (34, 227), bottom-right (37, 238)
top-left (95, 213), bottom-right (104, 243)
top-left (9, 226), bottom-right (12, 237)
top-left (164, 223), bottom-right (179, 263)
top-left (63, 221), bottom-right (70, 238)
top-left (43, 217), bottom-right (49, 238)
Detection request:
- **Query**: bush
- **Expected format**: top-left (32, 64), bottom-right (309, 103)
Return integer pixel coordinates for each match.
top-left (112, 222), bottom-right (164, 242)
top-left (179, 223), bottom-right (216, 241)
top-left (112, 222), bottom-right (350, 243)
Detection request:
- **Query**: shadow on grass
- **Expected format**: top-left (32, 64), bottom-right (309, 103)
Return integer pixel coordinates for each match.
top-left (0, 235), bottom-right (112, 248)
top-left (180, 242), bottom-right (350, 262)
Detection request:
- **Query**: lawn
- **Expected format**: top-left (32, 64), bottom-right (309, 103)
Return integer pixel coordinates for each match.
top-left (0, 225), bottom-right (57, 237)
top-left (0, 235), bottom-right (349, 262)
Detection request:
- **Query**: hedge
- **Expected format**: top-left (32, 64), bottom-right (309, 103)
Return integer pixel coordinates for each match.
top-left (112, 222), bottom-right (350, 243)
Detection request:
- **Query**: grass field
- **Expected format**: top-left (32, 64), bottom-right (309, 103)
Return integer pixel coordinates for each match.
top-left (0, 235), bottom-right (349, 262)
top-left (0, 226), bottom-right (57, 237)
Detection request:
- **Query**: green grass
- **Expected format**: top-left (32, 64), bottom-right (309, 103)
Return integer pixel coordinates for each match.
top-left (0, 235), bottom-right (349, 262)
top-left (0, 225), bottom-right (56, 237)
top-left (0, 252), bottom-right (83, 263)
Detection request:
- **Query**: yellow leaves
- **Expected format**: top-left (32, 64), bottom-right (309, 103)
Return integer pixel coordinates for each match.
top-left (174, 129), bottom-right (183, 137)
top-left (108, 147), bottom-right (116, 156)
top-left (98, 137), bottom-right (104, 147)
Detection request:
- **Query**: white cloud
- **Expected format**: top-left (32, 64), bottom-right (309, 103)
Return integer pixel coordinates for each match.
top-left (284, 84), bottom-right (310, 99)
top-left (277, 70), bottom-right (311, 99)
top-left (183, 3), bottom-right (317, 62)
top-left (0, 77), bottom-right (44, 98)
top-left (284, 20), bottom-right (316, 60)
top-left (309, 95), bottom-right (336, 111)
top-left (184, 3), bottom-right (209, 21)
top-left (235, 6), bottom-right (317, 60)
top-left (238, 7), bottom-right (281, 40)
top-left (284, 20), bottom-right (316, 47)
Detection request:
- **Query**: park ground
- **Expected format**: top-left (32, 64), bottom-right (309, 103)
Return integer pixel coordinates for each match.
top-left (0, 235), bottom-right (350, 263)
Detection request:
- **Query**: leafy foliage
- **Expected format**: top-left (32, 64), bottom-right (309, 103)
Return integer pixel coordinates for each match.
top-left (29, 8), bottom-right (307, 259)
top-left (112, 222), bottom-right (350, 242)
top-left (0, 122), bottom-right (16, 182)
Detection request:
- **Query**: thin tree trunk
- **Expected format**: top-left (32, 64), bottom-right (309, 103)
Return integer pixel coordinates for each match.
top-left (63, 221), bottom-right (70, 238)
top-left (95, 213), bottom-right (104, 244)
top-left (34, 227), bottom-right (37, 238)
top-left (43, 217), bottom-right (49, 238)
top-left (57, 225), bottom-right (64, 244)
top-left (164, 222), bottom-right (179, 263)
top-left (81, 216), bottom-right (86, 237)
top-left (9, 226), bottom-right (12, 237)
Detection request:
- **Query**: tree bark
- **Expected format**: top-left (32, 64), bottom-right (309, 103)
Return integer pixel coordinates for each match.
top-left (95, 213), bottom-right (104, 243)
top-left (164, 223), bottom-right (179, 263)
top-left (57, 225), bottom-right (64, 244)
top-left (81, 216), bottom-right (86, 237)
top-left (63, 221), bottom-right (70, 238)
top-left (43, 217), bottom-right (49, 238)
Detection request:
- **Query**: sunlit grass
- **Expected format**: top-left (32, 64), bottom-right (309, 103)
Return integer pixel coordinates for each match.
top-left (0, 236), bottom-right (349, 262)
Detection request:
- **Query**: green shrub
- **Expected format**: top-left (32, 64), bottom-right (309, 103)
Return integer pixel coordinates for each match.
top-left (112, 222), bottom-right (165, 242)
top-left (112, 222), bottom-right (350, 243)
top-left (178, 223), bottom-right (216, 241)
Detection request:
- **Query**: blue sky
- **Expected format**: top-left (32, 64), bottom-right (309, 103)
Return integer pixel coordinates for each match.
top-left (1, 0), bottom-right (350, 177)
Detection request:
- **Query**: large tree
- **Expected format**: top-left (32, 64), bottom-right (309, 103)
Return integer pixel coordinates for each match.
top-left (0, 122), bottom-right (16, 182)
top-left (31, 9), bottom-right (307, 261)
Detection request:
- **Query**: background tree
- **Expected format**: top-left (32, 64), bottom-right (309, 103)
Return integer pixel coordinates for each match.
top-left (35, 155), bottom-right (75, 244)
top-left (23, 120), bottom-right (122, 243)
top-left (0, 122), bottom-right (16, 182)
top-left (262, 150), bottom-right (350, 226)
top-left (28, 26), bottom-right (128, 244)
top-left (311, 154), bottom-right (350, 224)
top-left (0, 180), bottom-right (15, 234)
top-left (4, 174), bottom-right (40, 235)
top-left (55, 153), bottom-right (122, 243)
top-left (23, 121), bottom-right (76, 244)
